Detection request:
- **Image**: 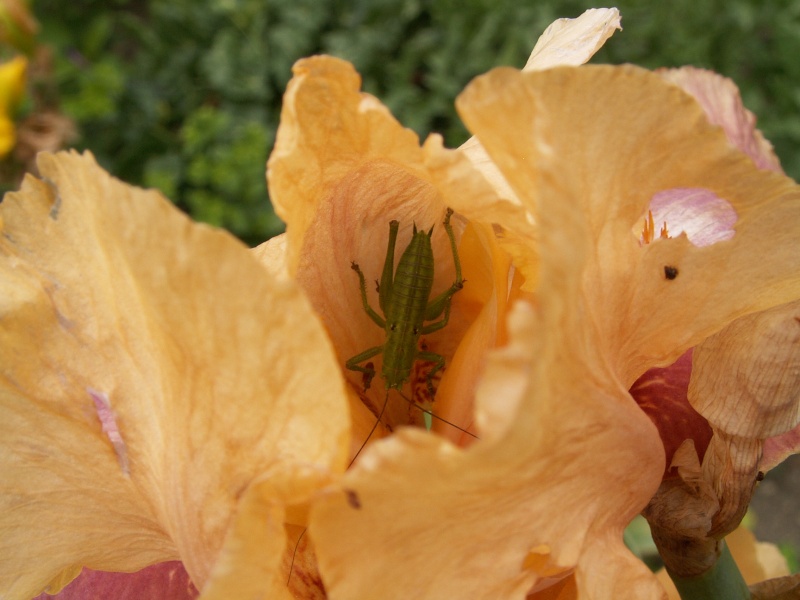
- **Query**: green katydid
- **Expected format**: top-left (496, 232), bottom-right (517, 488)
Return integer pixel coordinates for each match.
top-left (288, 215), bottom-right (470, 587)
top-left (346, 207), bottom-right (473, 437)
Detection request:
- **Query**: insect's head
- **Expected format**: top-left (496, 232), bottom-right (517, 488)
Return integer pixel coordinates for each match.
top-left (410, 222), bottom-right (435, 237)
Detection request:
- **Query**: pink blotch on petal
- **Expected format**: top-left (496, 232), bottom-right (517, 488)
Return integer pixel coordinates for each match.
top-left (762, 421), bottom-right (800, 473)
top-left (649, 188), bottom-right (737, 247)
top-left (34, 562), bottom-right (199, 600)
top-left (88, 388), bottom-right (130, 475)
top-left (659, 67), bottom-right (783, 173)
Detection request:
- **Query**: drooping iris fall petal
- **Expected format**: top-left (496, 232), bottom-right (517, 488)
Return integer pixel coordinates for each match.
top-left (0, 151), bottom-right (349, 599)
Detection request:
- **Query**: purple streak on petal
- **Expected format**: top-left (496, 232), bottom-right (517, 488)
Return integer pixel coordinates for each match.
top-left (34, 562), bottom-right (199, 600)
top-left (650, 188), bottom-right (737, 247)
top-left (88, 388), bottom-right (130, 475)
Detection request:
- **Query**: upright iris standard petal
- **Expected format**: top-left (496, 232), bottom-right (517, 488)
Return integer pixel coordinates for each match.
top-left (0, 151), bottom-right (349, 599)
top-left (524, 7), bottom-right (621, 71)
top-left (263, 56), bottom-right (493, 450)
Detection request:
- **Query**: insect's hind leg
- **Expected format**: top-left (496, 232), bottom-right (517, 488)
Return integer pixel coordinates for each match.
top-left (424, 208), bottom-right (464, 321)
top-left (345, 345), bottom-right (383, 390)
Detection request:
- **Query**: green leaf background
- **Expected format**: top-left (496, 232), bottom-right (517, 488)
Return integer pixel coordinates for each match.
top-left (37, 0), bottom-right (800, 245)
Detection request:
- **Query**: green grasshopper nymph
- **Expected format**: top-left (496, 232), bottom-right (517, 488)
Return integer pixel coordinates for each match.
top-left (288, 218), bottom-right (470, 587)
top-left (346, 208), bottom-right (473, 440)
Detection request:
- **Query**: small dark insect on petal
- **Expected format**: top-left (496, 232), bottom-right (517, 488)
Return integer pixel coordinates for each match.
top-left (664, 265), bottom-right (679, 280)
top-left (345, 488), bottom-right (362, 509)
top-left (756, 471), bottom-right (765, 482)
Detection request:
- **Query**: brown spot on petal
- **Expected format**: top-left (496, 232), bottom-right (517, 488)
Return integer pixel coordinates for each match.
top-left (345, 489), bottom-right (361, 510)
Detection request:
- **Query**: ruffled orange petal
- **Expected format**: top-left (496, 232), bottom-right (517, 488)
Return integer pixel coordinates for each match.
top-left (267, 56), bottom-right (436, 277)
top-left (0, 151), bottom-right (348, 598)
top-left (441, 65), bottom-right (800, 383)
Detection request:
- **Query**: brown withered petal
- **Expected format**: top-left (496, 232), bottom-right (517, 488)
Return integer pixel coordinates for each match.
top-left (643, 440), bottom-right (720, 577)
top-left (689, 300), bottom-right (800, 440)
top-left (0, 151), bottom-right (349, 599)
top-left (656, 525), bottom-right (792, 598)
top-left (750, 574), bottom-right (800, 600)
top-left (680, 299), bottom-right (800, 541)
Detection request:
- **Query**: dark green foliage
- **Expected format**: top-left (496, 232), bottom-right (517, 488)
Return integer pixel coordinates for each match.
top-left (36, 0), bottom-right (800, 244)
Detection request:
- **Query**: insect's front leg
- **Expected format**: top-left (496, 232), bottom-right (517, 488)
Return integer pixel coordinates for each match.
top-left (351, 261), bottom-right (386, 328)
top-left (345, 345), bottom-right (383, 390)
top-left (378, 220), bottom-right (399, 315)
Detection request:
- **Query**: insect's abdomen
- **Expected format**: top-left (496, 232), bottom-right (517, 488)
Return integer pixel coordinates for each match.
top-left (382, 230), bottom-right (434, 389)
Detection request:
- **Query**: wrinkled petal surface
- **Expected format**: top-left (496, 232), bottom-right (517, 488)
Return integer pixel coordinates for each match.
top-left (0, 151), bottom-right (348, 599)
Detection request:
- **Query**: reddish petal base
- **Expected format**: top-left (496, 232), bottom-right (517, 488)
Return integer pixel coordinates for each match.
top-left (35, 562), bottom-right (199, 600)
top-left (630, 350), bottom-right (713, 476)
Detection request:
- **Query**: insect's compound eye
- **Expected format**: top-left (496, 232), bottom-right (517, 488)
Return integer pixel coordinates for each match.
top-left (389, 323), bottom-right (397, 331)
top-left (412, 327), bottom-right (420, 335)
top-left (664, 265), bottom-right (679, 280)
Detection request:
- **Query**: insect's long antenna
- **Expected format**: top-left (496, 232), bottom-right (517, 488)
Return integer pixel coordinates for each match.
top-left (395, 389), bottom-right (479, 439)
top-left (288, 389), bottom-right (390, 587)
top-left (350, 389), bottom-right (390, 465)
top-left (286, 528), bottom-right (306, 585)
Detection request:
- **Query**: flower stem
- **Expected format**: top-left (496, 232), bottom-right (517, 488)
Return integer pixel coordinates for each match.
top-left (667, 540), bottom-right (750, 600)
